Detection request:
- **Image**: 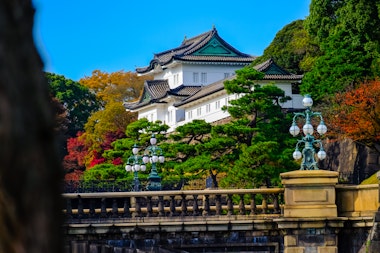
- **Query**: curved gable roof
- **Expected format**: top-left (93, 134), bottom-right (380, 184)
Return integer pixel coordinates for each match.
top-left (136, 28), bottom-right (256, 74)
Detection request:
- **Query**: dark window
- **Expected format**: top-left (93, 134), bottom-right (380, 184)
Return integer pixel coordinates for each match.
top-left (292, 83), bottom-right (300, 94)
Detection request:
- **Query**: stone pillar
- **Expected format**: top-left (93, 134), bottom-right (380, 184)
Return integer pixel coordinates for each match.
top-left (281, 170), bottom-right (338, 218)
top-left (277, 170), bottom-right (342, 253)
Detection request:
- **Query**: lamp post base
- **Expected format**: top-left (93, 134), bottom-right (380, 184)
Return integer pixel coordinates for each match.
top-left (147, 175), bottom-right (161, 191)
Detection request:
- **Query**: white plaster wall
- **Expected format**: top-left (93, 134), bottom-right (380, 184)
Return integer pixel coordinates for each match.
top-left (155, 65), bottom-right (183, 89)
top-left (182, 92), bottom-right (234, 125)
top-left (256, 81), bottom-right (304, 110)
top-left (138, 104), bottom-right (168, 123)
top-left (155, 63), bottom-right (246, 88)
top-left (138, 108), bottom-right (157, 122)
top-left (182, 63), bottom-right (243, 86)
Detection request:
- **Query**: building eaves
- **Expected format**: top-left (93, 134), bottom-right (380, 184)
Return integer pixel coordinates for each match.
top-left (124, 82), bottom-right (202, 110)
top-left (174, 77), bottom-right (232, 107)
top-left (263, 74), bottom-right (304, 80)
top-left (175, 55), bottom-right (256, 63)
top-left (168, 85), bottom-right (202, 96)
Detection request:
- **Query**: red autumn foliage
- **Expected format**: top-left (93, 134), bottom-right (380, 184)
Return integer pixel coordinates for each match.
top-left (112, 157), bottom-right (123, 165)
top-left (88, 150), bottom-right (106, 168)
top-left (328, 80), bottom-right (380, 146)
top-left (64, 169), bottom-right (83, 181)
top-left (62, 131), bottom-right (87, 172)
top-left (100, 130), bottom-right (126, 150)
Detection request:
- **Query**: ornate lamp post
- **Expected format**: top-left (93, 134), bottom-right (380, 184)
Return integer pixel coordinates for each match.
top-left (143, 134), bottom-right (165, 191)
top-left (289, 94), bottom-right (327, 170)
top-left (125, 144), bottom-right (146, 191)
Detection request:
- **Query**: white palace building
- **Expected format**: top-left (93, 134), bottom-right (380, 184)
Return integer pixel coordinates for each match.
top-left (124, 27), bottom-right (304, 132)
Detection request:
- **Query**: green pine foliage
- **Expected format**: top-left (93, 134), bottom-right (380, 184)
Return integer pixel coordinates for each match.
top-left (219, 67), bottom-right (297, 187)
top-left (83, 164), bottom-right (127, 181)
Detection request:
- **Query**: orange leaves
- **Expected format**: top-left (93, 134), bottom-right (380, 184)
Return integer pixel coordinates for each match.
top-left (79, 70), bottom-right (149, 103)
top-left (329, 80), bottom-right (380, 144)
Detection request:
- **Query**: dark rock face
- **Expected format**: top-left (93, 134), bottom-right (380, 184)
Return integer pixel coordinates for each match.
top-left (319, 139), bottom-right (379, 184)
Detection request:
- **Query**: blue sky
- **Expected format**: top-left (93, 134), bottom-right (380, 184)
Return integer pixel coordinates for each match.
top-left (32, 0), bottom-right (310, 81)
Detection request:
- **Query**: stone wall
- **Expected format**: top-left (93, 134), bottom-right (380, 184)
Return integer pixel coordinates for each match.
top-left (319, 139), bottom-right (380, 184)
top-left (66, 231), bottom-right (283, 253)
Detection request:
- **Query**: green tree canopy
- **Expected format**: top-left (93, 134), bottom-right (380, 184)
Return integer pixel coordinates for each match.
top-left (252, 20), bottom-right (319, 74)
top-left (46, 72), bottom-right (100, 136)
top-left (166, 120), bottom-right (235, 187)
top-left (302, 0), bottom-right (380, 103)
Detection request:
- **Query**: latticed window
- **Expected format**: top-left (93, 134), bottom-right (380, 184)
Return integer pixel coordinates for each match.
top-left (201, 72), bottom-right (207, 83)
top-left (206, 104), bottom-right (211, 113)
top-left (215, 100), bottom-right (220, 109)
top-left (193, 72), bottom-right (199, 83)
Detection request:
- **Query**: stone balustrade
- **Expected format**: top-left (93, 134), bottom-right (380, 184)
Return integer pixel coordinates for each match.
top-left (63, 188), bottom-right (284, 221)
top-left (62, 176), bottom-right (380, 253)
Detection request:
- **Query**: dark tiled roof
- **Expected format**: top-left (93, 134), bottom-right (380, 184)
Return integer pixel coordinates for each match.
top-left (174, 78), bottom-right (230, 107)
top-left (176, 55), bottom-right (257, 63)
top-left (168, 85), bottom-right (202, 96)
top-left (124, 80), bottom-right (202, 110)
top-left (255, 58), bottom-right (303, 80)
top-left (136, 28), bottom-right (256, 74)
top-left (145, 80), bottom-right (169, 100)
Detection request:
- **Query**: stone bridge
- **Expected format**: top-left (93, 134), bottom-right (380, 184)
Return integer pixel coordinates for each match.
top-left (63, 170), bottom-right (380, 253)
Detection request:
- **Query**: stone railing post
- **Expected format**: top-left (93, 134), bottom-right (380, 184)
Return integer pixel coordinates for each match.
top-left (123, 197), bottom-right (131, 218)
top-left (276, 170), bottom-right (342, 253)
top-left (192, 194), bottom-right (199, 216)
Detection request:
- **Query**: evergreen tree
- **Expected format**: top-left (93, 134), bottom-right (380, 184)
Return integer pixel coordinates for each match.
top-left (219, 67), bottom-right (297, 187)
top-left (166, 120), bottom-right (236, 187)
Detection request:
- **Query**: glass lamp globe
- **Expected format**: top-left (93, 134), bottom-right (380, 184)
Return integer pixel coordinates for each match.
top-left (303, 123), bottom-right (314, 135)
top-left (125, 164), bottom-right (132, 172)
top-left (302, 95), bottom-right (313, 108)
top-left (132, 146), bottom-right (139, 155)
top-left (134, 164), bottom-right (140, 171)
top-left (141, 164), bottom-right (146, 171)
top-left (317, 150), bottom-right (327, 160)
top-left (142, 155), bottom-right (149, 164)
top-left (152, 155), bottom-right (159, 163)
top-left (317, 121), bottom-right (327, 135)
top-left (289, 123), bottom-right (300, 137)
top-left (158, 155), bottom-right (165, 163)
top-left (150, 135), bottom-right (157, 145)
top-left (293, 150), bottom-right (302, 160)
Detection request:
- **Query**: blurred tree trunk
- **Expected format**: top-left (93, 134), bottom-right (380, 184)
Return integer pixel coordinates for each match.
top-left (0, 1), bottom-right (63, 253)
